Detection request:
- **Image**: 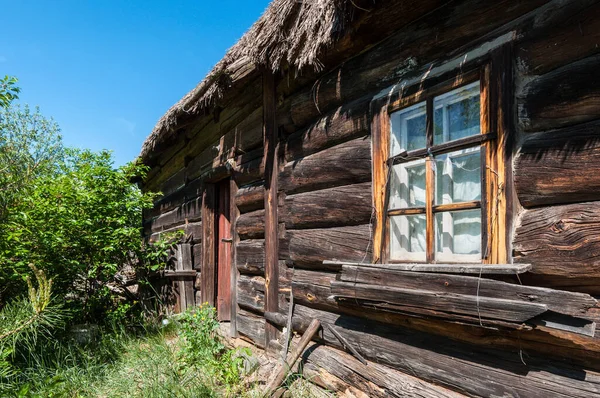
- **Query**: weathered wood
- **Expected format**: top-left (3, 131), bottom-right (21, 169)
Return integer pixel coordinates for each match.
top-left (236, 308), bottom-right (265, 348)
top-left (303, 344), bottom-right (467, 398)
top-left (236, 239), bottom-right (265, 275)
top-left (235, 182), bottom-right (264, 213)
top-left (289, 0), bottom-right (547, 128)
top-left (284, 97), bottom-right (370, 162)
top-left (340, 265), bottom-right (597, 318)
top-left (515, 120), bottom-right (600, 207)
top-left (201, 185), bottom-right (216, 306)
top-left (282, 225), bottom-right (372, 270)
top-left (280, 137), bottom-right (371, 195)
top-left (514, 203), bottom-right (600, 294)
top-left (326, 261), bottom-right (532, 275)
top-left (234, 105), bottom-right (263, 155)
top-left (519, 54), bottom-right (600, 132)
top-left (331, 281), bottom-right (548, 323)
top-left (517, 0), bottom-right (600, 75)
top-left (148, 197), bottom-right (202, 232)
top-left (291, 269), bottom-right (338, 312)
top-left (163, 270), bottom-right (197, 278)
top-left (237, 275), bottom-right (265, 314)
top-left (263, 70), bottom-right (280, 345)
top-left (230, 179), bottom-right (239, 337)
top-left (192, 243), bottom-right (202, 270)
top-left (264, 319), bottom-right (321, 395)
top-left (233, 155), bottom-right (264, 187)
top-left (236, 209), bottom-right (265, 239)
top-left (282, 182), bottom-right (372, 229)
top-left (291, 305), bottom-right (600, 398)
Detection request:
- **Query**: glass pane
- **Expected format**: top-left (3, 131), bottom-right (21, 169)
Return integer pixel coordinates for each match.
top-left (435, 147), bottom-right (481, 205)
top-left (390, 214), bottom-right (426, 261)
top-left (389, 159), bottom-right (426, 209)
top-left (390, 102), bottom-right (427, 156)
top-left (434, 81), bottom-right (480, 144)
top-left (435, 209), bottom-right (482, 262)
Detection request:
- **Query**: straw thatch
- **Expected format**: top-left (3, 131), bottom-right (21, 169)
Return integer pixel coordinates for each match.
top-left (140, 0), bottom-right (357, 160)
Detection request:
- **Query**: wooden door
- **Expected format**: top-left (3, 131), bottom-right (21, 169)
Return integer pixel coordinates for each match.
top-left (216, 179), bottom-right (232, 321)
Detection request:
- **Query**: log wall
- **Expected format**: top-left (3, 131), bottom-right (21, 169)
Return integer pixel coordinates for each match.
top-left (142, 0), bottom-right (600, 395)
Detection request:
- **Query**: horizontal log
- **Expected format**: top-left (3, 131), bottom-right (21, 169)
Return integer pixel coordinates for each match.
top-left (284, 97), bottom-right (370, 162)
top-left (340, 265), bottom-right (597, 318)
top-left (519, 54), bottom-right (600, 132)
top-left (280, 137), bottom-right (371, 195)
top-left (236, 308), bottom-right (265, 348)
top-left (163, 270), bottom-right (197, 277)
top-left (282, 182), bottom-right (372, 229)
top-left (236, 239), bottom-right (265, 275)
top-left (233, 155), bottom-right (264, 187)
top-left (326, 261), bottom-right (531, 274)
top-left (303, 344), bottom-right (467, 398)
top-left (516, 0), bottom-right (600, 75)
top-left (331, 281), bottom-right (547, 323)
top-left (514, 204), bottom-right (600, 294)
top-left (237, 275), bottom-right (265, 313)
top-left (235, 183), bottom-right (264, 213)
top-left (236, 209), bottom-right (265, 239)
top-left (234, 105), bottom-right (263, 155)
top-left (281, 225), bottom-right (372, 270)
top-left (291, 305), bottom-right (600, 398)
top-left (289, 0), bottom-right (547, 128)
top-left (148, 197), bottom-right (202, 232)
top-left (515, 120), bottom-right (600, 207)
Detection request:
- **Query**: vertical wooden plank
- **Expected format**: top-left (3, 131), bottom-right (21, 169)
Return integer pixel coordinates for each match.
top-left (371, 102), bottom-right (390, 263)
top-left (201, 184), bottom-right (216, 306)
top-left (263, 70), bottom-right (279, 345)
top-left (217, 180), bottom-right (232, 321)
top-left (484, 46), bottom-right (511, 264)
top-left (175, 244), bottom-right (186, 312)
top-left (180, 243), bottom-right (195, 310)
top-left (230, 178), bottom-right (239, 337)
top-left (425, 98), bottom-right (435, 262)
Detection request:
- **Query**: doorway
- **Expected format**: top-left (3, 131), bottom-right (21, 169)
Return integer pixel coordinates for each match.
top-left (215, 179), bottom-right (232, 321)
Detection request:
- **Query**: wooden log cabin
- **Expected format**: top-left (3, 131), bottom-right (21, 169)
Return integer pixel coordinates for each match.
top-left (139, 0), bottom-right (600, 396)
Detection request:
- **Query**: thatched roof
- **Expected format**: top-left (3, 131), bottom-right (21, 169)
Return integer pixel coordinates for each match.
top-left (140, 0), bottom-right (356, 160)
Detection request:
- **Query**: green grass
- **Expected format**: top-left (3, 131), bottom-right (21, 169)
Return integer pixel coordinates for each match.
top-left (0, 321), bottom-right (255, 397)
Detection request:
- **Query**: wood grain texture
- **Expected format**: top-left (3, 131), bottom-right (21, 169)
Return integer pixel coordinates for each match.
top-left (515, 120), bottom-right (600, 207)
top-left (340, 265), bottom-right (597, 318)
top-left (517, 0), bottom-right (600, 75)
top-left (519, 54), bottom-right (600, 132)
top-left (514, 202), bottom-right (600, 294)
top-left (291, 305), bottom-right (600, 398)
top-left (235, 183), bottom-right (264, 213)
top-left (236, 308), bottom-right (265, 348)
top-left (236, 209), bottom-right (265, 239)
top-left (284, 96), bottom-right (370, 162)
top-left (331, 282), bottom-right (547, 323)
top-left (280, 137), bottom-right (371, 195)
top-left (237, 275), bottom-right (265, 313)
top-left (303, 344), bottom-right (468, 398)
top-left (200, 184), bottom-right (216, 306)
top-left (281, 225), bottom-right (372, 270)
top-left (236, 239), bottom-right (265, 275)
top-left (282, 182), bottom-right (372, 229)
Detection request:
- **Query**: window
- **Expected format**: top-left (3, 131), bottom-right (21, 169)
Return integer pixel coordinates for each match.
top-left (372, 58), bottom-right (511, 265)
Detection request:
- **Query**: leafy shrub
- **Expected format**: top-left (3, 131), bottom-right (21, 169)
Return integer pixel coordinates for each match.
top-left (177, 304), bottom-right (250, 388)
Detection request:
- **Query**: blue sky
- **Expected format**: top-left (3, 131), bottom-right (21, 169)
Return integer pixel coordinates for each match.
top-left (0, 0), bottom-right (270, 166)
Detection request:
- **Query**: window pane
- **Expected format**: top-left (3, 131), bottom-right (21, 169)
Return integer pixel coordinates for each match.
top-left (390, 214), bottom-right (426, 261)
top-left (390, 102), bottom-right (427, 156)
top-left (435, 147), bottom-right (481, 205)
top-left (434, 81), bottom-right (480, 144)
top-left (389, 159), bottom-right (426, 209)
top-left (435, 209), bottom-right (481, 262)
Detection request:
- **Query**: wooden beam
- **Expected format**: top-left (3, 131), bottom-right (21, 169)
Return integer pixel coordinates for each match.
top-left (201, 184), bottom-right (216, 306)
top-left (324, 260), bottom-right (531, 274)
top-left (230, 178), bottom-right (239, 338)
top-left (263, 70), bottom-right (279, 344)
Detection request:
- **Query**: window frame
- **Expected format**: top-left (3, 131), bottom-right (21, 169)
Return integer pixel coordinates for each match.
top-left (371, 49), bottom-right (513, 265)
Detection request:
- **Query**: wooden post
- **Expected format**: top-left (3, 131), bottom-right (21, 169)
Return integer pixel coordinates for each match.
top-left (264, 319), bottom-right (321, 395)
top-left (230, 178), bottom-right (239, 337)
top-left (263, 70), bottom-right (279, 345)
top-left (201, 184), bottom-right (216, 306)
